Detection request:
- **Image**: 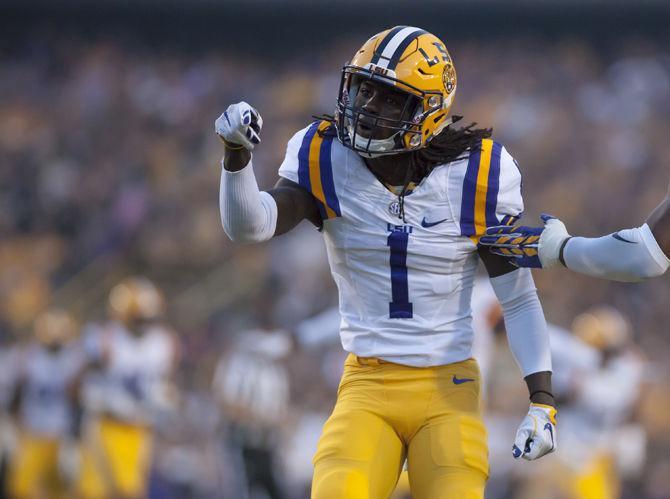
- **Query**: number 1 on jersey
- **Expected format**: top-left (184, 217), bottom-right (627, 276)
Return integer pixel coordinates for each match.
top-left (387, 224), bottom-right (413, 319)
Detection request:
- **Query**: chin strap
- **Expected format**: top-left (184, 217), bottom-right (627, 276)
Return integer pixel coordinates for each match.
top-left (352, 132), bottom-right (400, 157)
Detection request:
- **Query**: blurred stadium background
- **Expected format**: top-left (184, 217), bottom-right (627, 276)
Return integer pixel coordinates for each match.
top-left (1, 0), bottom-right (670, 497)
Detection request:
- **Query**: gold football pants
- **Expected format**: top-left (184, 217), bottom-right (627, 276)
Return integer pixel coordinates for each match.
top-left (77, 417), bottom-right (152, 499)
top-left (312, 354), bottom-right (488, 499)
top-left (9, 433), bottom-right (66, 499)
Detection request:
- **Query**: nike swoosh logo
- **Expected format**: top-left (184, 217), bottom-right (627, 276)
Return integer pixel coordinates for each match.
top-left (452, 375), bottom-right (475, 385)
top-left (544, 422), bottom-right (554, 448)
top-left (421, 217), bottom-right (448, 228)
top-left (612, 233), bottom-right (637, 244)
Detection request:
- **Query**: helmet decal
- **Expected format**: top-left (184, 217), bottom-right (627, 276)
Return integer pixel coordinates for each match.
top-left (443, 63), bottom-right (456, 95)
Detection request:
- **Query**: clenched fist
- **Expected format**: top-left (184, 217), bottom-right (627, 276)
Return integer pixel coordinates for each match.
top-left (215, 102), bottom-right (263, 151)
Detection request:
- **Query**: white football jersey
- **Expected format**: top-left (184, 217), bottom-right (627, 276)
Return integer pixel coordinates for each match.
top-left (82, 321), bottom-right (174, 424)
top-left (19, 343), bottom-right (83, 437)
top-left (279, 121), bottom-right (523, 367)
top-left (212, 329), bottom-right (290, 426)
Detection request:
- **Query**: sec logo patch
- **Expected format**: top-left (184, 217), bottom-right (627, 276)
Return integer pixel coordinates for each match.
top-left (388, 200), bottom-right (401, 216)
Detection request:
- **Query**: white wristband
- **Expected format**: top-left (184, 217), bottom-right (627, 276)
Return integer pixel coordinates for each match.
top-left (220, 159), bottom-right (278, 244)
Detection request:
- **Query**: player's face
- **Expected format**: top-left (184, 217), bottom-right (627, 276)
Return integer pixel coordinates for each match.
top-left (354, 79), bottom-right (411, 140)
top-left (46, 342), bottom-right (63, 353)
top-left (128, 317), bottom-right (156, 335)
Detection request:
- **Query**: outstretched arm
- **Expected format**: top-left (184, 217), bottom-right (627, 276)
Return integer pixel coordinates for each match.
top-left (217, 103), bottom-right (320, 243)
top-left (646, 181), bottom-right (670, 256)
top-left (479, 184), bottom-right (670, 282)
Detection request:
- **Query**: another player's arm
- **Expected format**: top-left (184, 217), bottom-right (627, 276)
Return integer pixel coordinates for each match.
top-left (480, 182), bottom-right (670, 281)
top-left (217, 103), bottom-right (320, 243)
top-left (646, 181), bottom-right (670, 256)
top-left (559, 186), bottom-right (670, 280)
top-left (479, 249), bottom-right (557, 461)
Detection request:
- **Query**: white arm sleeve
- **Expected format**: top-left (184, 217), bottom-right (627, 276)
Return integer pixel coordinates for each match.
top-left (563, 224), bottom-right (669, 282)
top-left (490, 268), bottom-right (552, 377)
top-left (219, 159), bottom-right (278, 244)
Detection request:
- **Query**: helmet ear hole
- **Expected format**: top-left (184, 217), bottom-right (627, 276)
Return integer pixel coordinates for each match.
top-left (409, 134), bottom-right (421, 147)
top-left (401, 93), bottom-right (422, 123)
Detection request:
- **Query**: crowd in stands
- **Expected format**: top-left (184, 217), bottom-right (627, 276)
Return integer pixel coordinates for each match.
top-left (1, 32), bottom-right (669, 498)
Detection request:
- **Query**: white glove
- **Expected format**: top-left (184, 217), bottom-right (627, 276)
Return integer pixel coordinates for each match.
top-left (538, 216), bottom-right (571, 268)
top-left (512, 403), bottom-right (557, 461)
top-left (215, 102), bottom-right (263, 151)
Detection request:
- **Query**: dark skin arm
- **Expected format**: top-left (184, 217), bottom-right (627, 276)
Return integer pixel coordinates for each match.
top-left (646, 181), bottom-right (670, 257)
top-left (222, 145), bottom-right (251, 172)
top-left (479, 248), bottom-right (555, 407)
top-left (270, 178), bottom-right (322, 234)
top-left (222, 146), bottom-right (321, 236)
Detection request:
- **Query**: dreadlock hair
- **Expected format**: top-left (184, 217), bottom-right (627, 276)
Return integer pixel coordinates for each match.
top-left (410, 118), bottom-right (492, 178)
top-left (313, 114), bottom-right (493, 221)
top-left (313, 113), bottom-right (492, 178)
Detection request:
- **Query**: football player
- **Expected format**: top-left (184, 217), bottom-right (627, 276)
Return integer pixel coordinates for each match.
top-left (212, 322), bottom-right (291, 499)
top-left (478, 183), bottom-right (670, 281)
top-left (216, 27), bottom-right (557, 498)
top-left (8, 309), bottom-right (83, 499)
top-left (77, 277), bottom-right (176, 499)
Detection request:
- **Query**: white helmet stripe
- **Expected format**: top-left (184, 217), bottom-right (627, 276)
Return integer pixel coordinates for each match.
top-left (375, 27), bottom-right (424, 69)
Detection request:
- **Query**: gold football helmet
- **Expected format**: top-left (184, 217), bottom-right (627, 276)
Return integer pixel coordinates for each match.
top-left (34, 309), bottom-right (78, 349)
top-left (572, 306), bottom-right (631, 352)
top-left (108, 276), bottom-right (165, 325)
top-left (336, 26), bottom-right (457, 156)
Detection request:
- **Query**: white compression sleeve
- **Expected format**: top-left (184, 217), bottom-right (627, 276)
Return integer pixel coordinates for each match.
top-left (563, 224), bottom-right (669, 282)
top-left (490, 268), bottom-right (552, 377)
top-left (219, 160), bottom-right (278, 244)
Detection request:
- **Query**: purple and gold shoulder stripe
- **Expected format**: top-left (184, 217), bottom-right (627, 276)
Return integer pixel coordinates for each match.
top-left (297, 121), bottom-right (342, 220)
top-left (460, 138), bottom-right (504, 240)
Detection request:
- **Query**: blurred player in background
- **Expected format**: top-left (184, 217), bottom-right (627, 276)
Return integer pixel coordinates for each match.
top-left (0, 329), bottom-right (20, 499)
top-left (217, 26), bottom-right (557, 498)
top-left (480, 182), bottom-right (670, 281)
top-left (468, 279), bottom-right (648, 499)
top-left (518, 306), bottom-right (647, 499)
top-left (564, 307), bottom-right (646, 499)
top-left (212, 296), bottom-right (291, 499)
top-left (77, 277), bottom-right (176, 499)
top-left (7, 309), bottom-right (83, 499)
